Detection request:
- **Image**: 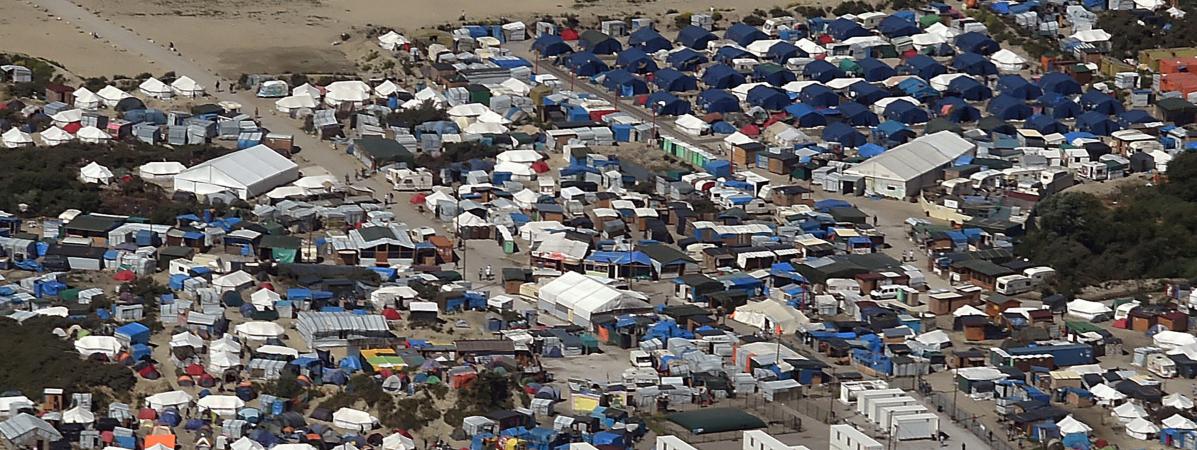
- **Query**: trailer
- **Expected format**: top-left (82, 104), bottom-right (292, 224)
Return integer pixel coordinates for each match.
top-left (855, 389), bottom-right (905, 415)
top-left (867, 396), bottom-right (918, 425)
top-left (891, 413), bottom-right (939, 440)
top-left (877, 404), bottom-right (928, 431)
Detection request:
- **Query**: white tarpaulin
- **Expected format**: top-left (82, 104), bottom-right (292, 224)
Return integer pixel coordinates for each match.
top-left (197, 395), bottom-right (245, 417)
top-left (77, 127), bottom-right (111, 144)
top-left (62, 406), bottom-right (95, 424)
top-left (234, 321), bottom-right (285, 341)
top-left (251, 288), bottom-right (281, 311)
top-left (1165, 414), bottom-right (1197, 430)
top-left (1154, 330), bottom-right (1197, 350)
top-left (145, 391), bottom-right (193, 411)
top-left (1125, 417), bottom-right (1159, 439)
top-left (1089, 383), bottom-right (1127, 403)
top-left (1164, 393), bottom-right (1194, 409)
top-left (75, 335), bottom-right (122, 358)
top-left (1067, 299), bottom-right (1112, 319)
top-left (332, 407), bottom-right (378, 432)
top-left (1056, 415), bottom-right (1092, 434)
top-left (1112, 402), bottom-right (1148, 423)
top-left (732, 300), bottom-right (810, 334)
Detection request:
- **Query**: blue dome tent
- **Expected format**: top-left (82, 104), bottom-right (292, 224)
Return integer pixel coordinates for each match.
top-left (1024, 114), bottom-right (1069, 134)
top-left (755, 64), bottom-right (798, 86)
top-left (766, 41), bottom-right (804, 63)
top-left (702, 64), bottom-right (746, 89)
top-left (878, 15), bottom-right (921, 38)
top-left (667, 48), bottom-right (709, 71)
top-left (996, 74), bottom-right (1042, 99)
top-left (902, 55), bottom-right (946, 79)
top-left (646, 91), bottom-right (691, 116)
top-left (947, 76), bottom-right (992, 101)
top-left (565, 52), bottom-right (608, 76)
top-left (803, 60), bottom-right (846, 83)
top-left (883, 100), bottom-right (930, 124)
top-left (747, 85), bottom-right (792, 110)
top-left (823, 121), bottom-right (867, 147)
top-left (858, 58), bottom-right (896, 82)
top-left (1081, 89), bottom-right (1124, 115)
top-left (698, 89), bottom-right (742, 113)
top-left (579, 30), bottom-right (622, 55)
top-left (628, 27), bottom-right (672, 53)
top-left (795, 84), bottom-right (837, 108)
top-left (987, 94), bottom-right (1032, 120)
top-left (837, 101), bottom-right (881, 126)
top-left (858, 143), bottom-right (887, 157)
top-left (897, 77), bottom-right (940, 101)
top-left (654, 69), bottom-right (698, 92)
top-left (848, 81), bottom-right (890, 105)
top-left (936, 97), bottom-right (982, 122)
top-left (1039, 93), bottom-right (1082, 118)
top-left (678, 25), bottom-right (718, 50)
top-left (1118, 109), bottom-right (1157, 127)
top-left (714, 46), bottom-right (752, 63)
top-left (874, 120), bottom-right (916, 144)
top-left (725, 23), bottom-right (768, 46)
top-left (786, 103), bottom-right (828, 127)
top-left (601, 69), bottom-right (648, 97)
top-left (1040, 72), bottom-right (1083, 96)
top-left (616, 48), bottom-right (658, 74)
top-left (951, 52), bottom-right (998, 76)
top-left (955, 32), bottom-right (1000, 55)
top-left (532, 35), bottom-right (573, 57)
top-left (828, 18), bottom-right (871, 41)
top-left (1076, 111), bottom-right (1121, 135)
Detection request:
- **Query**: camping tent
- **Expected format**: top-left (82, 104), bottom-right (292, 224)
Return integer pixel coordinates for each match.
top-left (139, 78), bottom-right (173, 99)
top-left (73, 88), bottom-right (102, 109)
top-left (233, 321), bottom-right (284, 341)
top-left (138, 161), bottom-right (187, 180)
top-left (96, 85), bottom-right (132, 107)
top-left (196, 395), bottom-right (245, 417)
top-left (275, 94), bottom-right (318, 113)
top-left (1112, 402), bottom-right (1148, 423)
top-left (332, 407), bottom-right (378, 432)
top-left (1066, 299), bottom-right (1112, 321)
top-left (77, 126), bottom-right (111, 144)
top-left (212, 270), bottom-right (254, 292)
top-left (39, 126), bottom-right (74, 146)
top-left (171, 76), bottom-right (205, 98)
top-left (145, 391), bottom-right (193, 411)
top-left (75, 335), bottom-right (122, 358)
top-left (324, 81), bottom-right (371, 107)
top-left (2, 128), bottom-right (33, 148)
top-left (79, 161), bottom-right (114, 184)
top-left (1057, 415), bottom-right (1092, 435)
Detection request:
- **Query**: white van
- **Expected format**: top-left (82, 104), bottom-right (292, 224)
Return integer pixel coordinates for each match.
top-left (1023, 267), bottom-right (1056, 286)
top-left (995, 274), bottom-right (1034, 295)
top-left (629, 350), bottom-right (654, 368)
top-left (869, 284), bottom-right (906, 300)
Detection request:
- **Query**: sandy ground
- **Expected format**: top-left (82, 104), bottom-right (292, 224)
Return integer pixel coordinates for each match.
top-left (0, 0), bottom-right (159, 77)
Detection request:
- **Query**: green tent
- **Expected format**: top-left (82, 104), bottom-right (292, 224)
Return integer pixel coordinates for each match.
top-left (667, 408), bottom-right (766, 434)
top-left (920, 14), bottom-right (941, 28)
top-left (838, 59), bottom-right (862, 76)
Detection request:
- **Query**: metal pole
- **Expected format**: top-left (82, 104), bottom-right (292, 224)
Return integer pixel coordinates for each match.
top-left (952, 373), bottom-right (959, 420)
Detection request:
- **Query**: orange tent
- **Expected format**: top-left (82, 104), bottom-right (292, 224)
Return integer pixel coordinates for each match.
top-left (144, 434), bottom-right (176, 449)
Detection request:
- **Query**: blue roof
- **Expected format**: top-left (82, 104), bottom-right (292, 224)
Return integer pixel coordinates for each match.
top-left (948, 76), bottom-right (992, 101)
top-left (848, 81), bottom-right (890, 106)
top-left (951, 52), bottom-right (998, 76)
top-left (1118, 109), bottom-right (1157, 126)
top-left (786, 103), bottom-right (828, 127)
top-left (766, 41), bottom-right (803, 63)
top-left (1040, 72), bottom-right (1083, 96)
top-left (747, 85), bottom-right (791, 110)
top-left (667, 47), bottom-right (708, 70)
top-left (714, 45), bottom-right (752, 63)
top-left (1076, 111), bottom-right (1121, 135)
top-left (837, 101), bottom-right (881, 126)
top-left (654, 68), bottom-right (698, 92)
top-left (616, 48), bottom-right (658, 73)
top-left (823, 122), bottom-right (866, 147)
top-left (858, 143), bottom-right (887, 157)
top-left (799, 84), bottom-right (840, 108)
top-left (1080, 89), bottom-right (1124, 115)
top-left (586, 251), bottom-right (652, 266)
top-left (601, 68), bottom-right (648, 96)
top-left (698, 89), bottom-right (741, 113)
top-left (565, 52), bottom-right (609, 76)
top-left (857, 58), bottom-right (896, 82)
top-left (884, 100), bottom-right (930, 124)
top-left (678, 25), bottom-right (719, 49)
top-left (754, 64), bottom-right (797, 86)
top-left (996, 75), bottom-right (1042, 100)
top-left (533, 35), bottom-right (573, 57)
top-left (1040, 93), bottom-right (1082, 119)
top-left (827, 18), bottom-right (871, 41)
top-left (725, 23), bottom-right (768, 46)
top-left (955, 31), bottom-right (1000, 55)
top-left (803, 60), bottom-right (845, 83)
top-left (701, 64), bottom-right (745, 89)
top-left (878, 15), bottom-right (921, 38)
top-left (1024, 114), bottom-right (1069, 134)
top-left (897, 77), bottom-right (940, 100)
top-left (936, 97), bottom-right (982, 122)
top-left (628, 27), bottom-right (672, 53)
top-left (903, 55), bottom-right (947, 79)
top-left (579, 32), bottom-right (622, 54)
top-left (987, 94), bottom-right (1032, 120)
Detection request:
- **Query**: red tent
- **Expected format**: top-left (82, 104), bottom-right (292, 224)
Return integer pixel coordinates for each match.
top-left (531, 161), bottom-right (550, 173)
top-left (63, 122), bottom-right (82, 134)
top-left (382, 308), bottom-right (402, 321)
top-left (739, 124), bottom-right (761, 137)
top-left (184, 363), bottom-right (206, 376)
top-left (560, 28), bottom-right (580, 41)
top-left (138, 408), bottom-right (157, 420)
top-left (260, 282), bottom-right (275, 292)
top-left (817, 34), bottom-right (834, 44)
top-left (113, 270), bottom-right (136, 282)
top-left (410, 193), bottom-right (427, 204)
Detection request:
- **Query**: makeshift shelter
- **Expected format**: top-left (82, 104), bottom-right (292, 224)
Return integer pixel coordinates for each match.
top-left (275, 94), bottom-right (319, 113)
top-left (955, 32), bottom-right (1000, 55)
top-left (600, 69), bottom-right (648, 97)
top-left (139, 78), bottom-right (173, 99)
top-left (1076, 111), bottom-right (1121, 136)
top-left (698, 90), bottom-right (741, 113)
top-left (77, 126), bottom-right (111, 144)
top-left (838, 101), bottom-right (880, 126)
top-left (668, 48), bottom-right (709, 71)
top-left (628, 28), bottom-right (671, 53)
top-left (537, 271), bottom-right (650, 327)
top-left (754, 64), bottom-right (796, 86)
top-left (654, 69), bottom-right (698, 92)
top-left (39, 126), bottom-right (74, 146)
top-left (947, 76), bottom-right (991, 101)
top-left (725, 23), bottom-right (768, 46)
top-left (96, 85), bottom-right (131, 107)
top-left (615, 48), bottom-right (658, 74)
top-left (532, 35), bottom-right (573, 57)
top-left (857, 58), bottom-right (896, 82)
top-left (196, 395), bottom-right (245, 417)
top-left (844, 131), bottom-right (975, 198)
top-left (935, 97), bottom-right (981, 122)
top-left (849, 82), bottom-right (890, 106)
top-left (1040, 72), bottom-right (1083, 96)
top-left (990, 49), bottom-right (1027, 73)
top-left (332, 408), bottom-right (378, 432)
top-left (171, 76), bottom-right (205, 98)
top-left (645, 91), bottom-right (691, 116)
top-left (823, 122), bottom-right (866, 147)
top-left (702, 64), bottom-right (746, 89)
top-left (1081, 89), bottom-right (1124, 115)
top-left (884, 100), bottom-right (930, 124)
top-left (827, 18), bottom-right (871, 41)
top-left (579, 30), bottom-right (621, 55)
top-left (73, 88), bottom-right (102, 109)
top-left (951, 53), bottom-right (998, 76)
top-left (879, 15), bottom-right (921, 38)
top-left (996, 75), bottom-right (1042, 100)
top-left (325, 81), bottom-right (371, 107)
top-left (747, 85), bottom-right (791, 110)
top-left (2, 128), bottom-right (33, 148)
top-left (799, 84), bottom-right (839, 108)
top-left (803, 60), bottom-right (846, 83)
top-left (234, 321), bottom-right (285, 341)
top-left (79, 161), bottom-right (114, 184)
top-left (564, 53), bottom-right (609, 77)
top-left (678, 25), bottom-right (718, 50)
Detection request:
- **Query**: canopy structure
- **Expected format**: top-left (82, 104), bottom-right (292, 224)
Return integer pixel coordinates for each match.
top-left (537, 272), bottom-right (649, 326)
top-left (196, 395), bottom-right (245, 417)
top-left (73, 88), bottom-right (101, 109)
top-left (1056, 415), bottom-right (1092, 435)
top-left (1112, 402), bottom-right (1148, 423)
top-left (2, 128), bottom-right (33, 148)
top-left (332, 407), bottom-right (378, 432)
top-left (324, 80), bottom-right (371, 106)
top-left (732, 300), bottom-right (810, 334)
top-left (171, 76), bottom-right (205, 98)
top-left (79, 161), bottom-right (114, 184)
top-left (1089, 383), bottom-right (1127, 403)
top-left (1125, 417), bottom-right (1159, 440)
top-left (96, 85), bottom-right (132, 107)
top-left (139, 77), bottom-right (173, 99)
top-left (77, 126), bottom-right (111, 144)
top-left (275, 94), bottom-right (318, 113)
top-left (1154, 330), bottom-right (1197, 350)
top-left (75, 336), bottom-right (121, 357)
top-left (40, 126), bottom-right (74, 146)
top-left (174, 145), bottom-right (300, 200)
top-left (145, 391), bottom-right (193, 411)
top-left (234, 321), bottom-right (286, 341)
top-left (1164, 393), bottom-right (1194, 409)
top-left (1164, 414), bottom-right (1197, 430)
top-left (139, 161), bottom-right (187, 180)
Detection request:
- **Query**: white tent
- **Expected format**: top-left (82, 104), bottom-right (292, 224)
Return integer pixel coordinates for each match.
top-left (990, 49), bottom-right (1027, 73)
top-left (1164, 392), bottom-right (1194, 409)
top-left (145, 391), bottom-right (193, 411)
top-left (1070, 29), bottom-right (1112, 43)
top-left (62, 406), bottom-right (95, 424)
top-left (138, 78), bottom-right (173, 99)
top-left (465, 122), bottom-right (508, 134)
top-left (96, 85), bottom-right (131, 107)
top-left (171, 76), bottom-right (205, 98)
top-left (732, 300), bottom-right (810, 334)
top-left (196, 395), bottom-right (245, 417)
top-left (208, 351), bottom-right (241, 373)
top-left (369, 286), bottom-right (419, 309)
top-left (77, 126), bottom-right (111, 144)
top-left (844, 131), bottom-right (975, 199)
top-left (325, 81), bottom-right (371, 106)
top-left (210, 334), bottom-right (242, 354)
top-left (537, 272), bottom-right (649, 326)
top-left (212, 270), bottom-right (254, 292)
top-left (230, 437), bottom-right (266, 450)
top-left (497, 150), bottom-right (543, 164)
top-left (250, 288), bottom-right (281, 311)
top-left (1089, 383), bottom-right (1127, 405)
top-left (275, 94), bottom-right (318, 113)
top-left (2, 128), bottom-right (33, 148)
top-left (448, 103), bottom-right (489, 118)
top-left (174, 144), bottom-right (300, 200)
top-left (498, 78), bottom-right (531, 96)
top-left (256, 345), bottom-right (300, 358)
top-left (169, 331), bottom-right (204, 349)
top-left (332, 407), bottom-right (378, 432)
top-left (911, 32), bottom-right (947, 48)
top-left (913, 329), bottom-right (952, 348)
top-left (73, 88), bottom-right (102, 109)
top-left (40, 126), bottom-right (74, 146)
top-left (75, 335), bottom-right (122, 357)
top-left (377, 31), bottom-right (410, 51)
top-left (477, 109), bottom-right (511, 125)
top-left (138, 161), bottom-right (187, 180)
top-left (1056, 415), bottom-right (1092, 435)
top-left (381, 432), bottom-right (414, 450)
top-left (1164, 414), bottom-right (1197, 430)
top-left (513, 189), bottom-right (540, 210)
top-left (234, 321), bottom-right (285, 341)
top-left (929, 73), bottom-right (970, 92)
top-left (1066, 299), bottom-right (1112, 321)
top-left (1112, 402), bottom-right (1148, 423)
top-left (1125, 417), bottom-right (1159, 440)
top-left (1155, 330), bottom-right (1197, 350)
top-left (374, 80), bottom-right (403, 98)
top-left (675, 114), bottom-right (710, 136)
top-left (79, 161), bottom-right (114, 184)
top-left (52, 109), bottom-right (84, 127)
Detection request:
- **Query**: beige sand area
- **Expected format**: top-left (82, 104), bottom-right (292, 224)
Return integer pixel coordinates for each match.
top-left (22, 0), bottom-right (797, 78)
top-left (0, 0), bottom-right (160, 77)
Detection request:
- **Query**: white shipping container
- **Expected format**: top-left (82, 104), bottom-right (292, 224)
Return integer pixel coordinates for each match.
top-left (867, 396), bottom-right (918, 425)
top-left (891, 413), bottom-right (939, 440)
top-left (877, 404), bottom-right (927, 429)
top-left (855, 389), bottom-right (905, 415)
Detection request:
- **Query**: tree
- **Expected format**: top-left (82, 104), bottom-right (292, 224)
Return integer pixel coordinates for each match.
top-left (673, 13), bottom-right (693, 30)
